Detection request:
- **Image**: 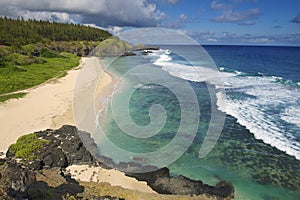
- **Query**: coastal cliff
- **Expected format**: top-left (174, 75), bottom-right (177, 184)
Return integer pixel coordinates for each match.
top-left (0, 125), bottom-right (234, 200)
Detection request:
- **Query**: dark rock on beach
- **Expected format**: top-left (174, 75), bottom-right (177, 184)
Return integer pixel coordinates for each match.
top-left (141, 50), bottom-right (153, 55)
top-left (0, 160), bottom-right (35, 199)
top-left (121, 51), bottom-right (136, 56)
top-left (133, 46), bottom-right (160, 51)
top-left (126, 167), bottom-right (234, 199)
top-left (2, 125), bottom-right (235, 199)
top-left (6, 125), bottom-right (96, 170)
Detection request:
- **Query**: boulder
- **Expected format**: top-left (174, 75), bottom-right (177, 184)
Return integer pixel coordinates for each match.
top-left (7, 125), bottom-right (96, 170)
top-left (0, 161), bottom-right (35, 199)
top-left (121, 51), bottom-right (136, 56)
top-left (127, 167), bottom-right (234, 199)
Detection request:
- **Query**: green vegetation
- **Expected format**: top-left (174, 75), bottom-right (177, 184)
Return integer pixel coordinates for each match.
top-left (9, 133), bottom-right (49, 160)
top-left (0, 52), bottom-right (79, 94)
top-left (0, 17), bottom-right (112, 102)
top-left (94, 36), bottom-right (132, 57)
top-left (0, 93), bottom-right (27, 103)
top-left (0, 17), bottom-right (111, 47)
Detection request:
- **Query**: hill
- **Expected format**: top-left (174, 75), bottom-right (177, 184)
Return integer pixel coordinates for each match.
top-left (0, 18), bottom-right (112, 102)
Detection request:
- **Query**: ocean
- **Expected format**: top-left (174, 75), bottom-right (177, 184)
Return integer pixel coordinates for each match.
top-left (96, 45), bottom-right (300, 199)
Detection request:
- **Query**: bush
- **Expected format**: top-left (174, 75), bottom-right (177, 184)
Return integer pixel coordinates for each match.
top-left (40, 48), bottom-right (61, 58)
top-left (9, 133), bottom-right (49, 160)
top-left (22, 44), bottom-right (35, 55)
top-left (0, 92), bottom-right (27, 103)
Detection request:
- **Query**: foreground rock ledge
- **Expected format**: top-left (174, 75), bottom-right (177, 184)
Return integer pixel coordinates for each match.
top-left (1, 125), bottom-right (234, 200)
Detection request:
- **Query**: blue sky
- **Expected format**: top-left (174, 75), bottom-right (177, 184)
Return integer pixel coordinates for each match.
top-left (0, 0), bottom-right (299, 45)
top-left (155, 0), bottom-right (300, 45)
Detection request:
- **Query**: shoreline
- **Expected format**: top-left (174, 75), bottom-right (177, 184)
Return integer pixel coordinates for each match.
top-left (0, 57), bottom-right (115, 154)
top-left (66, 165), bottom-right (156, 194)
top-left (0, 58), bottom-right (81, 154)
top-left (0, 56), bottom-right (157, 194)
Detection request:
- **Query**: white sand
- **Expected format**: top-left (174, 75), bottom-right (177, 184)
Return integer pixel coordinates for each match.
top-left (0, 57), bottom-right (111, 154)
top-left (66, 165), bottom-right (156, 193)
top-left (0, 56), bottom-right (156, 194)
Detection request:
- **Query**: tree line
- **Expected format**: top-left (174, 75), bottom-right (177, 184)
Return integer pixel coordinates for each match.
top-left (0, 17), bottom-right (111, 47)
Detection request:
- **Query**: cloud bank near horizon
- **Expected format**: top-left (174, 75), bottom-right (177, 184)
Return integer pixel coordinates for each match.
top-left (0, 0), bottom-right (165, 27)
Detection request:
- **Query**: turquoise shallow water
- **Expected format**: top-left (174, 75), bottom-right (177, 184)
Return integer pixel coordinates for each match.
top-left (96, 46), bottom-right (300, 200)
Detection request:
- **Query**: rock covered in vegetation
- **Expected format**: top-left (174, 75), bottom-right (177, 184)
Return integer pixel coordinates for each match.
top-left (6, 125), bottom-right (96, 170)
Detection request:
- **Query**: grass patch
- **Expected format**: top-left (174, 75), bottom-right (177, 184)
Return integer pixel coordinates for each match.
top-left (0, 52), bottom-right (80, 94)
top-left (9, 133), bottom-right (49, 160)
top-left (0, 92), bottom-right (27, 103)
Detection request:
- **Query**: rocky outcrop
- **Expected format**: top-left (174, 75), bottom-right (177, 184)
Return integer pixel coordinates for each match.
top-left (126, 167), bottom-right (234, 199)
top-left (0, 160), bottom-right (35, 199)
top-left (47, 42), bottom-right (96, 57)
top-left (0, 160), bottom-right (125, 200)
top-left (121, 51), bottom-right (136, 56)
top-left (132, 46), bottom-right (160, 51)
top-left (7, 125), bottom-right (96, 170)
top-left (3, 125), bottom-right (234, 199)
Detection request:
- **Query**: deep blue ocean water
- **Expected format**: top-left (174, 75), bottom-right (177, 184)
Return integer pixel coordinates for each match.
top-left (97, 45), bottom-right (300, 199)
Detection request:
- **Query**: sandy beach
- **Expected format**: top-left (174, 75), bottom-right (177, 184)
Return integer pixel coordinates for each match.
top-left (66, 165), bottom-right (155, 193)
top-left (0, 56), bottom-right (157, 193)
top-left (0, 57), bottom-right (113, 154)
top-left (1, 58), bottom-right (76, 153)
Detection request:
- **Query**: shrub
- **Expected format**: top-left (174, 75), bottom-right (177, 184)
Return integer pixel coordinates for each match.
top-left (40, 48), bottom-right (61, 58)
top-left (9, 133), bottom-right (49, 160)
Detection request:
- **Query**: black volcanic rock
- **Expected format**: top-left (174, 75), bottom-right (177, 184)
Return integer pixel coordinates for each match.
top-left (133, 46), bottom-right (160, 51)
top-left (127, 167), bottom-right (234, 199)
top-left (0, 161), bottom-right (35, 199)
top-left (121, 51), bottom-right (136, 56)
top-left (7, 125), bottom-right (96, 170)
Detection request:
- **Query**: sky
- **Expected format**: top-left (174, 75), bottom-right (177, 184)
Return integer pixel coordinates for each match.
top-left (0, 0), bottom-right (300, 46)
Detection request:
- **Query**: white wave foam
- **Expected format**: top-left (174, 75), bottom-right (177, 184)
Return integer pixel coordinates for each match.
top-left (281, 106), bottom-right (300, 127)
top-left (153, 53), bottom-right (235, 86)
top-left (235, 70), bottom-right (242, 75)
top-left (165, 50), bottom-right (171, 55)
top-left (151, 49), bottom-right (300, 160)
top-left (216, 76), bottom-right (300, 160)
top-left (134, 83), bottom-right (153, 89)
top-left (154, 54), bottom-right (172, 64)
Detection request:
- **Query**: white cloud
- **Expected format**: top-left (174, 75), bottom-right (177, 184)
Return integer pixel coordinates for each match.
top-left (176, 29), bottom-right (188, 35)
top-left (158, 0), bottom-right (179, 4)
top-left (119, 27), bottom-right (198, 45)
top-left (0, 0), bottom-right (165, 27)
top-left (291, 12), bottom-right (300, 24)
top-left (107, 26), bottom-right (123, 36)
top-left (211, 0), bottom-right (261, 25)
top-left (167, 0), bottom-right (179, 4)
top-left (179, 14), bottom-right (188, 21)
top-left (207, 38), bottom-right (217, 42)
top-left (161, 13), bottom-right (188, 29)
top-left (211, 0), bottom-right (232, 10)
top-left (213, 8), bottom-right (261, 24)
top-left (248, 37), bottom-right (273, 43)
top-left (21, 11), bottom-right (77, 23)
